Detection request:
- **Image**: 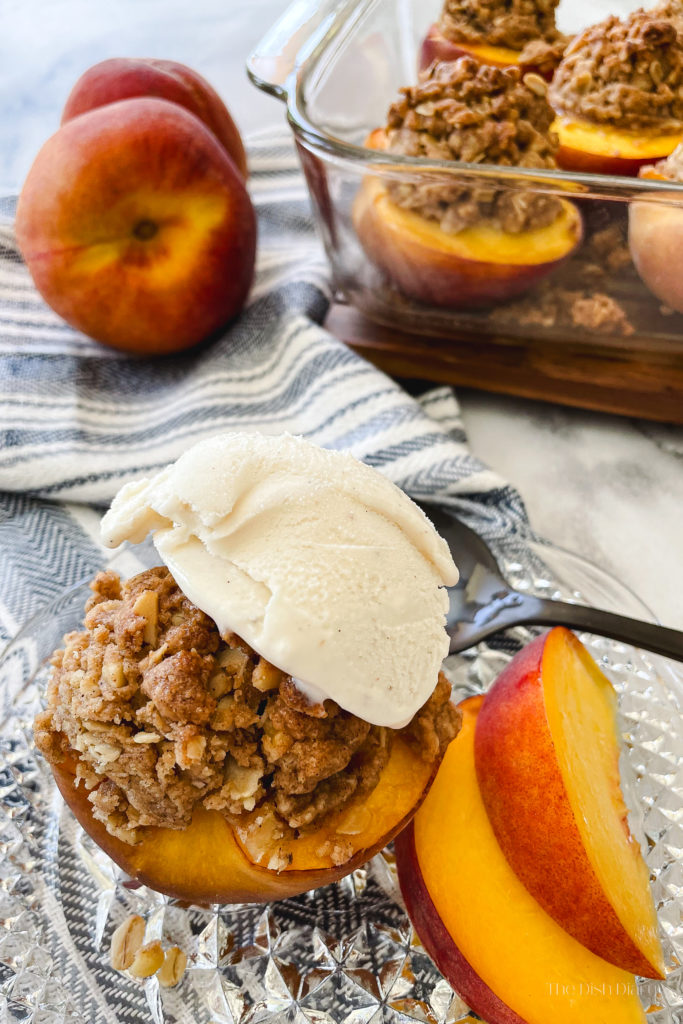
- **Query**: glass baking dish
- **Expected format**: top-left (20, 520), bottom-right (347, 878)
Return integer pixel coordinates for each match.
top-left (247, 0), bottom-right (683, 361)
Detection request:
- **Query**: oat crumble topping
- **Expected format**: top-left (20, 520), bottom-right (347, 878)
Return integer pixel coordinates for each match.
top-left (549, 2), bottom-right (683, 133)
top-left (648, 137), bottom-right (683, 176)
top-left (34, 568), bottom-right (459, 847)
top-left (384, 57), bottom-right (562, 233)
top-left (439, 0), bottom-right (562, 50)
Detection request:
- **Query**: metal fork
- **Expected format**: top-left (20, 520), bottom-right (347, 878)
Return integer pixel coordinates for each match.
top-left (421, 504), bottom-right (683, 661)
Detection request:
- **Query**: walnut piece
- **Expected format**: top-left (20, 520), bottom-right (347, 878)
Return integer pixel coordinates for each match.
top-left (129, 941), bottom-right (164, 979)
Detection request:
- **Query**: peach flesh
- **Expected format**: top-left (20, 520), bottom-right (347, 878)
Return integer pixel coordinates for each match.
top-left (396, 696), bottom-right (647, 1024)
top-left (553, 117), bottom-right (683, 176)
top-left (395, 824), bottom-right (526, 1024)
top-left (50, 734), bottom-right (438, 905)
top-left (475, 627), bottom-right (665, 979)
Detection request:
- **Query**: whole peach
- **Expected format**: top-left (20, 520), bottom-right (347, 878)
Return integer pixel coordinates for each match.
top-left (16, 97), bottom-right (257, 355)
top-left (62, 57), bottom-right (248, 179)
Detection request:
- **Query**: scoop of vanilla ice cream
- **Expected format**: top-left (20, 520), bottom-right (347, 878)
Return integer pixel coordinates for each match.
top-left (100, 433), bottom-right (458, 729)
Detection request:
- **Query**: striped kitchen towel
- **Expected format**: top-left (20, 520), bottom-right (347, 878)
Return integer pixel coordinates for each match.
top-left (0, 126), bottom-right (528, 646)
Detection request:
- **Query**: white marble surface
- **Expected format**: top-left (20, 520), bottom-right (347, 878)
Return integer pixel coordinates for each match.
top-left (4, 0), bottom-right (683, 628)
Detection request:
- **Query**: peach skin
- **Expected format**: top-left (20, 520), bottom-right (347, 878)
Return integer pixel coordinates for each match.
top-left (62, 57), bottom-right (248, 179)
top-left (419, 23), bottom-right (548, 77)
top-left (395, 696), bottom-right (648, 1024)
top-left (474, 627), bottom-right (665, 979)
top-left (16, 98), bottom-right (256, 355)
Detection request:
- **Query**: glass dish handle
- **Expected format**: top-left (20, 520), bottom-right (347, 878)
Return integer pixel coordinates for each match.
top-left (247, 0), bottom-right (347, 101)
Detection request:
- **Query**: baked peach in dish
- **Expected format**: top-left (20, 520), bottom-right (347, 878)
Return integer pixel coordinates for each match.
top-left (395, 691), bottom-right (651, 1024)
top-left (549, 4), bottom-right (683, 175)
top-left (420, 27), bottom-right (540, 76)
top-left (419, 0), bottom-right (566, 78)
top-left (629, 147), bottom-right (683, 313)
top-left (35, 433), bottom-right (461, 904)
top-left (354, 61), bottom-right (582, 309)
top-left (354, 172), bottom-right (581, 309)
top-left (419, 27), bottom-right (562, 80)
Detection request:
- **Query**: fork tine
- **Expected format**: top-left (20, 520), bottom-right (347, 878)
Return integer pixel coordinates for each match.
top-left (416, 503), bottom-right (503, 581)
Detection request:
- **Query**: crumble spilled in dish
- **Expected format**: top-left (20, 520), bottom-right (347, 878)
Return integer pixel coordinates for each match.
top-left (35, 568), bottom-right (459, 855)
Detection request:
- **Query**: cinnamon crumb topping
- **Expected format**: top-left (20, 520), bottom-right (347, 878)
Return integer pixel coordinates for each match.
top-left (549, 2), bottom-right (683, 133)
top-left (439, 0), bottom-right (564, 52)
top-left (490, 281), bottom-right (635, 336)
top-left (34, 567), bottom-right (459, 847)
top-left (385, 57), bottom-right (562, 233)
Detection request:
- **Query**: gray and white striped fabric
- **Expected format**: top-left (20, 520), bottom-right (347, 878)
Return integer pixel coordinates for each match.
top-left (0, 127), bottom-right (528, 647)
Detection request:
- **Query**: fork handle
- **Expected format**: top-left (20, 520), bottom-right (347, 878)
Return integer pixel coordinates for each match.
top-left (499, 595), bottom-right (683, 662)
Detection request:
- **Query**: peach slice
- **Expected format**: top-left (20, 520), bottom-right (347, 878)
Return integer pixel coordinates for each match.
top-left (554, 117), bottom-right (683, 176)
top-left (51, 735), bottom-right (438, 904)
top-left (475, 627), bottom-right (665, 979)
top-left (419, 24), bottom-right (531, 75)
top-left (353, 174), bottom-right (581, 309)
top-left (395, 696), bottom-right (648, 1024)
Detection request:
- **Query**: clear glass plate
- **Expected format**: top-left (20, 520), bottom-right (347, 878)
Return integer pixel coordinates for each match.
top-left (0, 539), bottom-right (680, 1024)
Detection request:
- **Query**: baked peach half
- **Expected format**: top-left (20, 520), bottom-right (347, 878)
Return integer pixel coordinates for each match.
top-left (419, 24), bottom-right (534, 75)
top-left (395, 696), bottom-right (648, 1024)
top-left (554, 117), bottom-right (683, 176)
top-left (628, 171), bottom-right (683, 314)
top-left (51, 733), bottom-right (440, 904)
top-left (353, 175), bottom-right (581, 309)
top-left (475, 627), bottom-right (665, 979)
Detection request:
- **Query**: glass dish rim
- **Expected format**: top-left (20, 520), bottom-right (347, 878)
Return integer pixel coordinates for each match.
top-left (248, 0), bottom-right (683, 205)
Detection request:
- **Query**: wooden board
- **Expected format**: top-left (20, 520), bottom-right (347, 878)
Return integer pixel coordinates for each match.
top-left (326, 302), bottom-right (683, 424)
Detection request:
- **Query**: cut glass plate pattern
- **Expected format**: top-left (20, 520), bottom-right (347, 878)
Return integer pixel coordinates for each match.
top-left (0, 540), bottom-right (680, 1024)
